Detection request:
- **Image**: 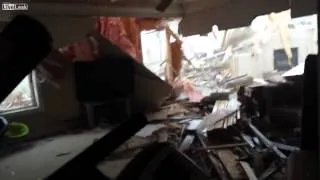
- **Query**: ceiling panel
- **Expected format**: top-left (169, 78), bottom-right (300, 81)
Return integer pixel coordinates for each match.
top-left (2, 0), bottom-right (312, 36)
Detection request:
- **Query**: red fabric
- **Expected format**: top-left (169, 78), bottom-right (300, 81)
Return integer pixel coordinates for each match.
top-left (173, 78), bottom-right (204, 102)
top-left (95, 17), bottom-right (141, 62)
top-left (59, 37), bottom-right (97, 62)
top-left (60, 17), bottom-right (143, 63)
top-left (43, 17), bottom-right (163, 85)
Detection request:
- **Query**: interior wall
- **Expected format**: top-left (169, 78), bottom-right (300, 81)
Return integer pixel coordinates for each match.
top-left (1, 17), bottom-right (97, 139)
top-left (5, 64), bottom-right (80, 140)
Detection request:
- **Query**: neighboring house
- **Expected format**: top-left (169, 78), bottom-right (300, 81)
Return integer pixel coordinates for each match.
top-left (141, 13), bottom-right (317, 80)
top-left (233, 15), bottom-right (317, 78)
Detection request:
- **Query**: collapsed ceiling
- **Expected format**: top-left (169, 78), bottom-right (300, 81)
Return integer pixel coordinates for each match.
top-left (0, 0), bottom-right (317, 36)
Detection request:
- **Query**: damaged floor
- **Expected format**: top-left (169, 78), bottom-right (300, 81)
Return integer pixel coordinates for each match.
top-left (0, 68), bottom-right (305, 180)
top-left (0, 129), bottom-right (140, 180)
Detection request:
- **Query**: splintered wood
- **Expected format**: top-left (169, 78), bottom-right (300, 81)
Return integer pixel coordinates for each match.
top-left (146, 103), bottom-right (190, 121)
top-left (204, 100), bottom-right (240, 131)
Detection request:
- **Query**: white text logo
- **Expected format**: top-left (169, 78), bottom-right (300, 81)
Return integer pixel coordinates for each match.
top-left (2, 2), bottom-right (28, 11)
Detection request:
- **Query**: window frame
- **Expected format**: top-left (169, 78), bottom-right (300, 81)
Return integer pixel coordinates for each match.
top-left (0, 71), bottom-right (43, 118)
top-left (273, 47), bottom-right (299, 71)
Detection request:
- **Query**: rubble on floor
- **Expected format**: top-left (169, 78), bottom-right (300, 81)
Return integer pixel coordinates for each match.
top-left (0, 72), bottom-right (302, 180)
top-left (0, 67), bottom-right (301, 180)
top-left (107, 66), bottom-right (302, 180)
top-left (0, 43), bottom-right (304, 180)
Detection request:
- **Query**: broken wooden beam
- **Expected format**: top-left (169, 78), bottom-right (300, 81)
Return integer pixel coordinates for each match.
top-left (216, 149), bottom-right (245, 180)
top-left (194, 143), bottom-right (248, 150)
top-left (196, 133), bottom-right (230, 180)
top-left (239, 161), bottom-right (258, 180)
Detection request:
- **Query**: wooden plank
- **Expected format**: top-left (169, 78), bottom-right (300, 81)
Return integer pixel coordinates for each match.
top-left (195, 143), bottom-right (248, 150)
top-left (239, 161), bottom-right (258, 180)
top-left (179, 135), bottom-right (195, 151)
top-left (216, 150), bottom-right (244, 179)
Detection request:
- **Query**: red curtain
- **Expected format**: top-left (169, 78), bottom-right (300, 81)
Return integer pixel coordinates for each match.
top-left (95, 17), bottom-right (142, 63)
top-left (59, 17), bottom-right (162, 63)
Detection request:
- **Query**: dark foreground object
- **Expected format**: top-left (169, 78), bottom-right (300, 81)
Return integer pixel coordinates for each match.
top-left (0, 15), bottom-right (52, 103)
top-left (117, 143), bottom-right (210, 180)
top-left (286, 55), bottom-right (318, 180)
top-left (46, 113), bottom-right (148, 180)
top-left (46, 113), bottom-right (210, 180)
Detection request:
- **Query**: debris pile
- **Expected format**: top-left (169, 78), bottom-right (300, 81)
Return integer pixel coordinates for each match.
top-left (105, 64), bottom-right (303, 180)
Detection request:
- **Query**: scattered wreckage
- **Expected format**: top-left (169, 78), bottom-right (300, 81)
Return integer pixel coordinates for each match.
top-left (1, 15), bottom-right (314, 180)
top-left (99, 65), bottom-right (304, 180)
top-left (51, 31), bottom-right (306, 179)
